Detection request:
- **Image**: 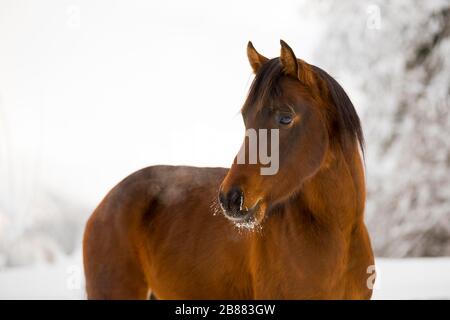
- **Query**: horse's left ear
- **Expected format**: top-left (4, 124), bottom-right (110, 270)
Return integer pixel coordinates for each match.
top-left (247, 41), bottom-right (269, 74)
top-left (280, 40), bottom-right (298, 77)
top-left (280, 40), bottom-right (316, 87)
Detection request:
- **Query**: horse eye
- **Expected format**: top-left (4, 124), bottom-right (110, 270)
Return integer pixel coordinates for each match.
top-left (278, 114), bottom-right (293, 125)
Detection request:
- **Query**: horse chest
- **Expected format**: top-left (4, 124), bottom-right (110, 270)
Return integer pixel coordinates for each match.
top-left (248, 226), bottom-right (347, 298)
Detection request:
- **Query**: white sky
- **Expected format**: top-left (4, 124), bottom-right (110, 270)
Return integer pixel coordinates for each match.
top-left (0, 0), bottom-right (322, 214)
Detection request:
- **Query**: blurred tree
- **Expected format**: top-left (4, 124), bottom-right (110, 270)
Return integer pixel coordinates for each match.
top-left (307, 0), bottom-right (450, 256)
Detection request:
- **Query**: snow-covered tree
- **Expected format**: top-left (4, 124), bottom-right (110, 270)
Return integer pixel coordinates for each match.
top-left (307, 0), bottom-right (450, 256)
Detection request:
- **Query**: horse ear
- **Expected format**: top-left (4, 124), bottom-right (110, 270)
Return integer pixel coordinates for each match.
top-left (247, 41), bottom-right (268, 73)
top-left (280, 40), bottom-right (316, 86)
top-left (280, 40), bottom-right (298, 77)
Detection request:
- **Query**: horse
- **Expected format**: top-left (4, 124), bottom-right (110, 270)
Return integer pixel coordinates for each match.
top-left (83, 40), bottom-right (375, 299)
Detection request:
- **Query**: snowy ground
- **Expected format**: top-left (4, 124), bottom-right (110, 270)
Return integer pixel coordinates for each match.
top-left (0, 254), bottom-right (449, 300)
top-left (371, 257), bottom-right (450, 299)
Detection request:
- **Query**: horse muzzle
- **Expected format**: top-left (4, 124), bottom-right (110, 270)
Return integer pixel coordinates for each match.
top-left (218, 186), bottom-right (261, 225)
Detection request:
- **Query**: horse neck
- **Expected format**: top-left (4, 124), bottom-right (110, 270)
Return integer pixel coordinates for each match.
top-left (295, 142), bottom-right (366, 232)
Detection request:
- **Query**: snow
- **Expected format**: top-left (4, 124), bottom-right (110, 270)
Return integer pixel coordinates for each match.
top-left (372, 257), bottom-right (450, 299)
top-left (0, 255), bottom-right (449, 299)
top-left (0, 251), bottom-right (85, 300)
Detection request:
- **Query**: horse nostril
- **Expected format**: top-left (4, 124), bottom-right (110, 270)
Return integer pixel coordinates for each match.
top-left (219, 191), bottom-right (228, 211)
top-left (219, 186), bottom-right (243, 215)
top-left (228, 187), bottom-right (243, 214)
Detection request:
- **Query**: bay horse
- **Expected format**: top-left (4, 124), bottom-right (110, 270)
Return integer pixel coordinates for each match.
top-left (83, 40), bottom-right (375, 299)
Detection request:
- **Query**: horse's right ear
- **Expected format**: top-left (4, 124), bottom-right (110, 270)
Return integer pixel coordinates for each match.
top-left (247, 41), bottom-right (268, 74)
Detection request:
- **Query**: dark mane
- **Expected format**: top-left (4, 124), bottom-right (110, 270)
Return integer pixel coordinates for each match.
top-left (312, 65), bottom-right (365, 154)
top-left (243, 58), bottom-right (364, 153)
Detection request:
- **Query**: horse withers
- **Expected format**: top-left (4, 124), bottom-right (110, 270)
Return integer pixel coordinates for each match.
top-left (83, 40), bottom-right (375, 299)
